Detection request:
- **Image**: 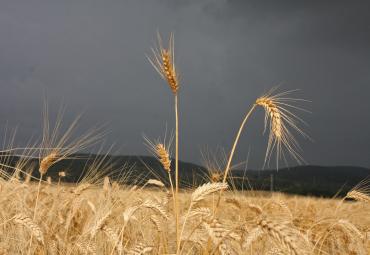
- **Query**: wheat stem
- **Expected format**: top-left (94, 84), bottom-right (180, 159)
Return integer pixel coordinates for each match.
top-left (28, 174), bottom-right (43, 255)
top-left (168, 172), bottom-right (176, 212)
top-left (174, 93), bottom-right (180, 253)
top-left (177, 202), bottom-right (193, 254)
top-left (32, 175), bottom-right (43, 220)
top-left (216, 104), bottom-right (257, 209)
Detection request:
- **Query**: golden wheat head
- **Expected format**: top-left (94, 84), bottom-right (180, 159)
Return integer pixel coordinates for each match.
top-left (148, 33), bottom-right (179, 94)
top-left (155, 143), bottom-right (171, 172)
top-left (143, 134), bottom-right (173, 173)
top-left (39, 152), bottom-right (58, 175)
top-left (346, 178), bottom-right (370, 203)
top-left (255, 89), bottom-right (309, 167)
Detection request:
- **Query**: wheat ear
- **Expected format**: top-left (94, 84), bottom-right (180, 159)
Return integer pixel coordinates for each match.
top-left (102, 225), bottom-right (123, 254)
top-left (191, 182), bottom-right (229, 204)
top-left (148, 33), bottom-right (179, 94)
top-left (13, 213), bottom-right (44, 244)
top-left (346, 190), bottom-right (370, 203)
top-left (242, 227), bottom-right (264, 250)
top-left (154, 143), bottom-right (176, 209)
top-left (90, 210), bottom-right (112, 238)
top-left (39, 152), bottom-right (58, 175)
top-left (156, 143), bottom-right (171, 172)
top-left (127, 243), bottom-right (153, 255)
top-left (178, 182), bottom-right (228, 253)
top-left (257, 218), bottom-right (301, 255)
top-left (255, 89), bottom-right (308, 167)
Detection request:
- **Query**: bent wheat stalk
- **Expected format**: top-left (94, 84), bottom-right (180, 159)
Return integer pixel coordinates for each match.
top-left (217, 89), bottom-right (308, 208)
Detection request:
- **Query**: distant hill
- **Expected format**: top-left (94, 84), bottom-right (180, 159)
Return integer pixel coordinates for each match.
top-left (231, 165), bottom-right (370, 197)
top-left (1, 153), bottom-right (369, 197)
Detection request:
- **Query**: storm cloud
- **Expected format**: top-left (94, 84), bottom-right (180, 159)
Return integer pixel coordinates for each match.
top-left (0, 0), bottom-right (369, 168)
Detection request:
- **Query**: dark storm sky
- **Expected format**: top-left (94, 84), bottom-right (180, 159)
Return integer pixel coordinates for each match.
top-left (0, 0), bottom-right (370, 168)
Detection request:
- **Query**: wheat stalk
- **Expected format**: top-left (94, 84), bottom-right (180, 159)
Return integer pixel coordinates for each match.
top-left (148, 32), bottom-right (181, 251)
top-left (216, 89), bottom-right (308, 210)
top-left (32, 152), bottom-right (60, 239)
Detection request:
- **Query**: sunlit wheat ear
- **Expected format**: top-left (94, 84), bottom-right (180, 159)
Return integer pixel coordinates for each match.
top-left (346, 178), bottom-right (370, 203)
top-left (39, 152), bottom-right (58, 175)
top-left (201, 147), bottom-right (227, 183)
top-left (191, 182), bottom-right (228, 204)
top-left (255, 89), bottom-right (309, 167)
top-left (148, 33), bottom-right (179, 94)
top-left (347, 190), bottom-right (370, 203)
top-left (38, 103), bottom-right (105, 174)
top-left (156, 144), bottom-right (171, 172)
top-left (13, 213), bottom-right (44, 244)
top-left (143, 134), bottom-right (173, 173)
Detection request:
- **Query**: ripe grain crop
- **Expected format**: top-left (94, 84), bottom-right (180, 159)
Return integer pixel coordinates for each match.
top-left (0, 32), bottom-right (366, 255)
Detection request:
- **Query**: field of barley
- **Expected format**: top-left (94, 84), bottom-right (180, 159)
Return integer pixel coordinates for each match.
top-left (0, 33), bottom-right (369, 255)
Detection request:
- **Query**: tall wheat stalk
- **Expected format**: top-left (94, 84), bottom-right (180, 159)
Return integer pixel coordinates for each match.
top-left (148, 32), bottom-right (181, 252)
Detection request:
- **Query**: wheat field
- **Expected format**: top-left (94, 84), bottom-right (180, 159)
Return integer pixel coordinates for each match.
top-left (0, 33), bottom-right (369, 255)
top-left (0, 176), bottom-right (369, 254)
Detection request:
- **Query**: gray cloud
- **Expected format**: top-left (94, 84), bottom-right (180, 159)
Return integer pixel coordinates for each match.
top-left (0, 0), bottom-right (369, 168)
